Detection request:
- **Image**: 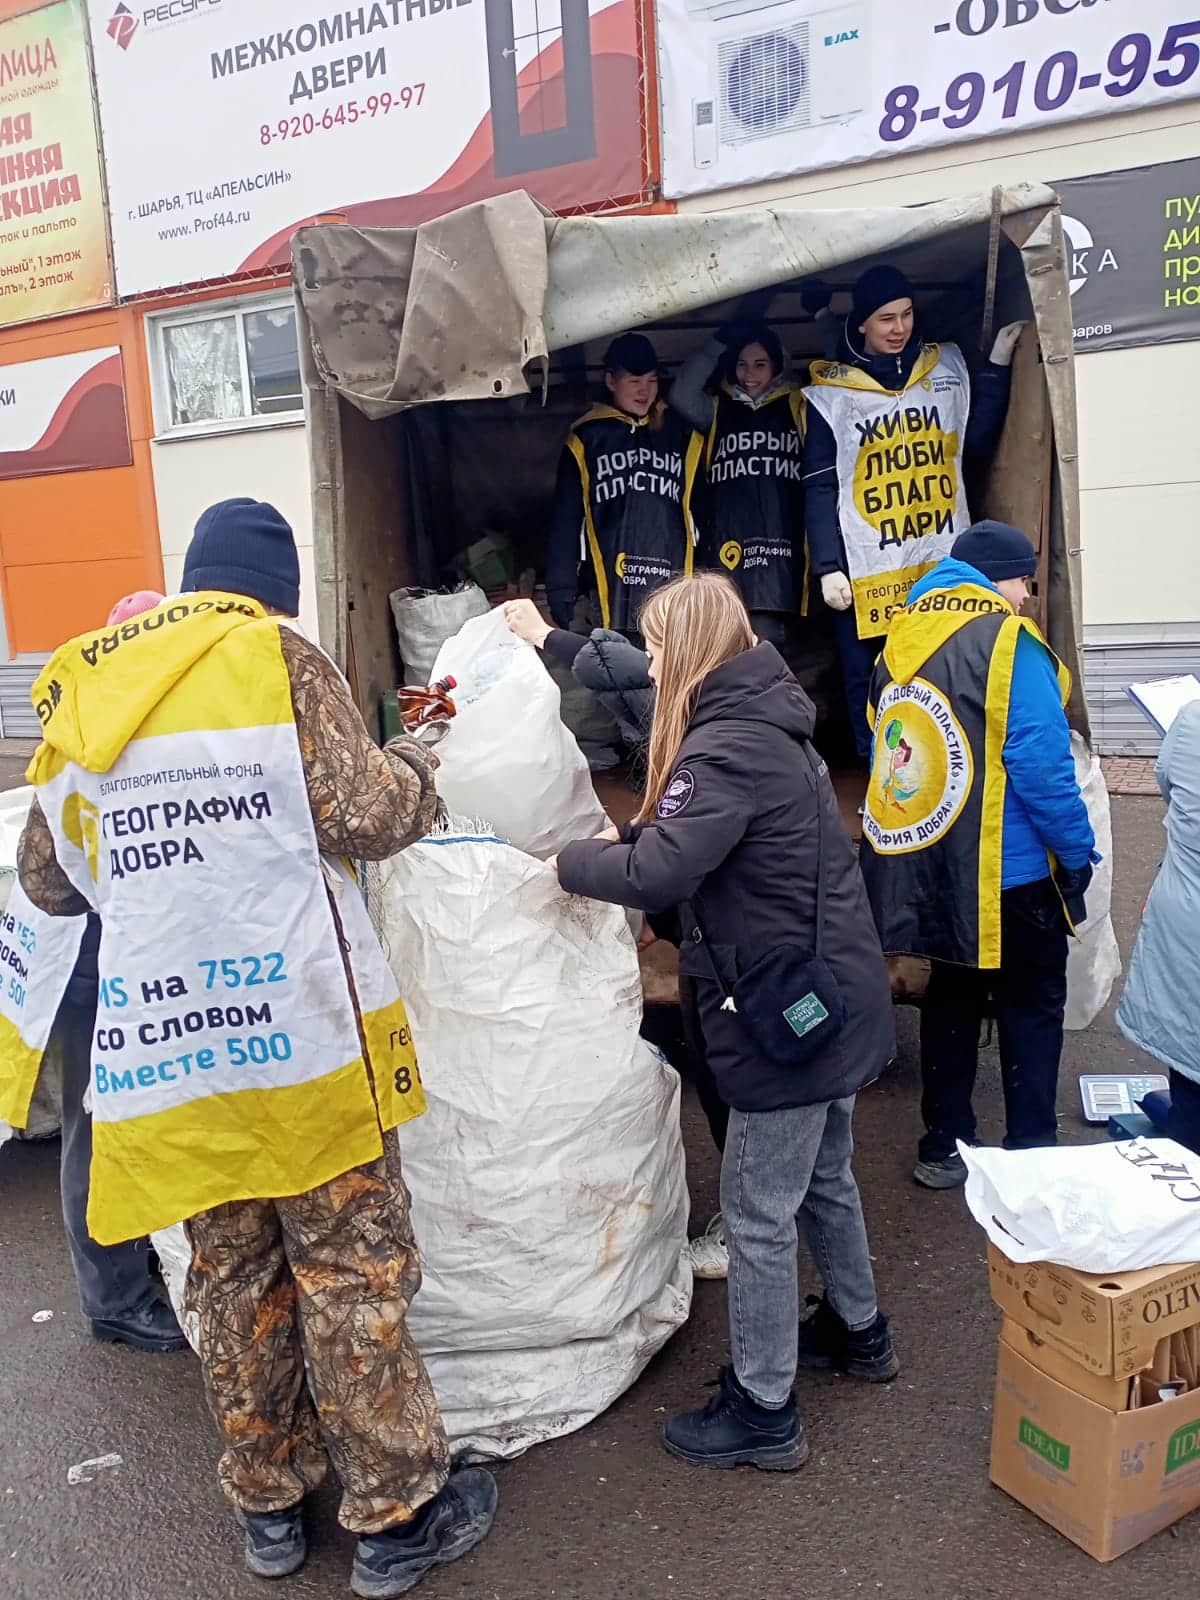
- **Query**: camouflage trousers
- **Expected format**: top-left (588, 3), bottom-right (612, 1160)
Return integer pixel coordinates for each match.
top-left (184, 1139), bottom-right (449, 1534)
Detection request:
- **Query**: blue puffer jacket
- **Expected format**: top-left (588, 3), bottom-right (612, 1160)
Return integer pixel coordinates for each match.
top-left (1117, 700), bottom-right (1200, 1084)
top-left (903, 560), bottom-right (1094, 887)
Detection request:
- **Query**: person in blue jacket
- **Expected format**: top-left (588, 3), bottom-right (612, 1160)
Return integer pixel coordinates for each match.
top-left (857, 521), bottom-right (1097, 1188)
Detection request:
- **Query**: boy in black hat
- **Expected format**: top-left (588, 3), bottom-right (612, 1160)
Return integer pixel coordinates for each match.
top-left (546, 332), bottom-right (703, 640)
top-left (803, 264), bottom-right (1024, 761)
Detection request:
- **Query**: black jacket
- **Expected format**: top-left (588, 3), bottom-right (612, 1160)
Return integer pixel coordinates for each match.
top-left (546, 406), bottom-right (699, 630)
top-left (804, 323), bottom-right (1012, 579)
top-left (558, 644), bottom-right (895, 1112)
top-left (541, 627), bottom-right (654, 749)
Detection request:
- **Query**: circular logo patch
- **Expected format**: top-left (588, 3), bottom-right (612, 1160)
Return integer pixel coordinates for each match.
top-left (719, 540), bottom-right (743, 571)
top-left (658, 768), bottom-right (696, 819)
top-left (615, 551), bottom-right (627, 579)
top-left (863, 678), bottom-right (972, 854)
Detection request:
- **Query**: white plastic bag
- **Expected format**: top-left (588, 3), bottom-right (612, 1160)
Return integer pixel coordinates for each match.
top-left (1065, 732), bottom-right (1121, 1031)
top-left (963, 1138), bottom-right (1200, 1271)
top-left (390, 583), bottom-right (490, 686)
top-left (372, 825), bottom-right (691, 1456)
top-left (431, 608), bottom-right (607, 858)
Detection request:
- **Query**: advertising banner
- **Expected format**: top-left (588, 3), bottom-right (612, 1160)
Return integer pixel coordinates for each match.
top-left (0, 346), bottom-right (131, 480)
top-left (87, 0), bottom-right (643, 298)
top-left (0, 0), bottom-right (111, 326)
top-left (1057, 157), bottom-right (1200, 354)
top-left (658, 0), bottom-right (1200, 200)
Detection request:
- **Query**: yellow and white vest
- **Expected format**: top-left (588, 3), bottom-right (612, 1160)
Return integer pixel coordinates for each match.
top-left (0, 882), bottom-right (86, 1130)
top-left (805, 344), bottom-right (971, 638)
top-left (26, 594), bottom-right (424, 1245)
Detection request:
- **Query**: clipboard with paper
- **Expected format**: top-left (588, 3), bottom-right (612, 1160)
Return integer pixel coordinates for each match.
top-left (1126, 674), bottom-right (1200, 737)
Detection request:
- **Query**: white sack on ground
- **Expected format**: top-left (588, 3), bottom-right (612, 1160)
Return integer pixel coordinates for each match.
top-left (1065, 732), bottom-right (1121, 1031)
top-left (962, 1138), bottom-right (1200, 1271)
top-left (370, 826), bottom-right (691, 1457)
top-left (390, 583), bottom-right (490, 686)
top-left (430, 608), bottom-right (607, 858)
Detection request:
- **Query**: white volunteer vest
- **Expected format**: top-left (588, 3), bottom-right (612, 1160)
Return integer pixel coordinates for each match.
top-left (0, 881), bottom-right (86, 1130)
top-left (806, 343), bottom-right (971, 639)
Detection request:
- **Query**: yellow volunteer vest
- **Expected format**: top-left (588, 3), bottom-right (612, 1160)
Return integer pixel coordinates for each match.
top-left (26, 594), bottom-right (424, 1245)
top-left (0, 882), bottom-right (86, 1130)
top-left (858, 582), bottom-right (1070, 969)
top-left (805, 344), bottom-right (971, 638)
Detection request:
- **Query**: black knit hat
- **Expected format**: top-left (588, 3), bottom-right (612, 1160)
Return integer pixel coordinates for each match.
top-left (951, 520), bottom-right (1038, 582)
top-left (182, 498), bottom-right (300, 615)
top-left (603, 332), bottom-right (659, 376)
top-left (852, 264), bottom-right (915, 327)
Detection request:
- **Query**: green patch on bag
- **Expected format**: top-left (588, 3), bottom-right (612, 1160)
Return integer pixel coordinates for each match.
top-left (782, 992), bottom-right (829, 1040)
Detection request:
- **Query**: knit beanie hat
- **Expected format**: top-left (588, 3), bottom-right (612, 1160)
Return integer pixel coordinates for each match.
top-left (181, 498), bottom-right (300, 616)
top-left (852, 264), bottom-right (915, 327)
top-left (107, 590), bottom-right (164, 626)
top-left (951, 520), bottom-right (1038, 582)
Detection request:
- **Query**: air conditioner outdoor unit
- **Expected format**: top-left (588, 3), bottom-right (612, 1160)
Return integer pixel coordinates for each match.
top-left (687, 0), bottom-right (869, 158)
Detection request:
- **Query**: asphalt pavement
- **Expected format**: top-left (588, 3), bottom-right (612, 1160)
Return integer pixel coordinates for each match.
top-left (0, 795), bottom-right (1188, 1600)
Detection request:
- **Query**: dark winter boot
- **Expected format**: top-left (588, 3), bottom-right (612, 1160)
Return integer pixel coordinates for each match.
top-left (662, 1366), bottom-right (809, 1471)
top-left (797, 1295), bottom-right (900, 1383)
top-left (237, 1504), bottom-right (306, 1579)
top-left (351, 1465), bottom-right (498, 1599)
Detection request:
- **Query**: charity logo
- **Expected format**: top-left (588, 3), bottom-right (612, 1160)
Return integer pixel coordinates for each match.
top-left (61, 794), bottom-right (101, 882)
top-left (862, 678), bottom-right (972, 854)
top-left (615, 552), bottom-right (627, 580)
top-left (657, 769), bottom-right (695, 819)
top-left (719, 540), bottom-right (742, 571)
top-left (107, 2), bottom-right (138, 49)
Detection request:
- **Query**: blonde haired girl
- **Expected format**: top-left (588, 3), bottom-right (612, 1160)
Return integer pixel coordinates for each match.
top-left (556, 572), bottom-right (898, 1470)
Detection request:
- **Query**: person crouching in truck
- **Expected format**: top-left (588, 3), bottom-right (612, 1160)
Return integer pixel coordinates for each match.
top-left (17, 499), bottom-right (497, 1598)
top-left (550, 571), bottom-right (899, 1472)
top-left (802, 264), bottom-right (1024, 763)
top-left (857, 521), bottom-right (1097, 1193)
top-left (670, 321), bottom-right (806, 652)
top-left (546, 332), bottom-right (703, 640)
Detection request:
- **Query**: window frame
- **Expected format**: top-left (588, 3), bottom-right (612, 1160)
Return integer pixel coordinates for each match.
top-left (146, 290), bottom-right (305, 442)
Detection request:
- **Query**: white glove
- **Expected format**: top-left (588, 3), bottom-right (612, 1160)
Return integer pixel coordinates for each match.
top-left (821, 572), bottom-right (853, 612)
top-left (989, 321), bottom-right (1026, 367)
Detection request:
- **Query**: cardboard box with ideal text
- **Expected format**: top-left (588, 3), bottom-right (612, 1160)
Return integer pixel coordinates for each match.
top-left (987, 1241), bottom-right (1200, 1377)
top-left (991, 1338), bottom-right (1200, 1561)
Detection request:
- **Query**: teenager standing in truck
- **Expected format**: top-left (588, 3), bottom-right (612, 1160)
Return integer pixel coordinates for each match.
top-left (671, 322), bottom-right (806, 651)
top-left (803, 264), bottom-right (1022, 761)
top-left (546, 333), bottom-right (703, 640)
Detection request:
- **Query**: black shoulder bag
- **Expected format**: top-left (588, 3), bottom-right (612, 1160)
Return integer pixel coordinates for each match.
top-left (686, 743), bottom-right (847, 1068)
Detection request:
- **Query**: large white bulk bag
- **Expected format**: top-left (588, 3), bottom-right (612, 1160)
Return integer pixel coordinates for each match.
top-left (371, 826), bottom-right (691, 1455)
top-left (429, 608), bottom-right (607, 858)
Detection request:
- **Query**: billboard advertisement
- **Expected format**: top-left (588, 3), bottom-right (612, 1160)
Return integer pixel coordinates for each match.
top-left (657, 0), bottom-right (1200, 200)
top-left (0, 346), bottom-right (130, 480)
top-left (88, 0), bottom-right (644, 298)
top-left (0, 0), bottom-right (111, 326)
top-left (1058, 157), bottom-right (1200, 354)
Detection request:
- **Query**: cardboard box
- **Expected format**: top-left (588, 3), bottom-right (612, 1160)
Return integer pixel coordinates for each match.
top-left (987, 1241), bottom-right (1200, 1377)
top-left (991, 1338), bottom-right (1200, 1561)
top-left (1000, 1319), bottom-right (1134, 1411)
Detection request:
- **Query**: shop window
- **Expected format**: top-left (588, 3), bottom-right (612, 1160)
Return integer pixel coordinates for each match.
top-left (148, 295), bottom-right (303, 436)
